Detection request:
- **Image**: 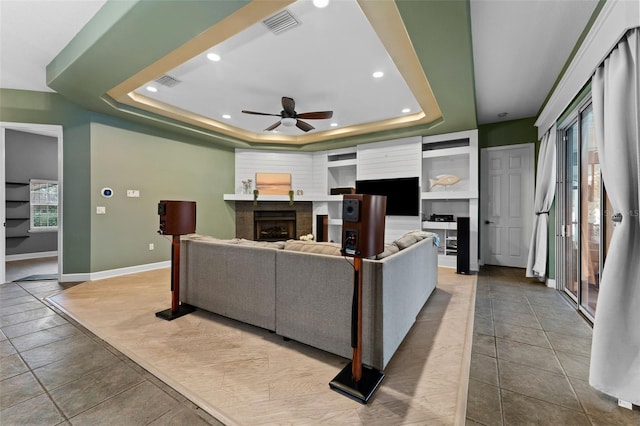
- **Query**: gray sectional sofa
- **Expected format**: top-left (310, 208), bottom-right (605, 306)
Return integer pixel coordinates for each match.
top-left (179, 231), bottom-right (438, 371)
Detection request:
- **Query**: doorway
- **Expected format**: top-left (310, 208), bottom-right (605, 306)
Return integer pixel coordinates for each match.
top-left (480, 144), bottom-right (535, 268)
top-left (1, 123), bottom-right (63, 284)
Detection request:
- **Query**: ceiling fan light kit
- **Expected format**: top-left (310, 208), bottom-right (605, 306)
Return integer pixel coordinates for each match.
top-left (281, 117), bottom-right (296, 127)
top-left (242, 96), bottom-right (333, 133)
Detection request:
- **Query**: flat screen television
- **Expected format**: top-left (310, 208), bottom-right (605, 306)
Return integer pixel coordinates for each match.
top-left (355, 176), bottom-right (420, 216)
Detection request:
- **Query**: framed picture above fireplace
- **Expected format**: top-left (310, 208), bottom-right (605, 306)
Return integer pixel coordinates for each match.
top-left (255, 173), bottom-right (291, 195)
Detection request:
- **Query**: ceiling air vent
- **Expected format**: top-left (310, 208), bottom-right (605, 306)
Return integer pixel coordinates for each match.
top-left (263, 10), bottom-right (299, 35)
top-left (155, 74), bottom-right (181, 88)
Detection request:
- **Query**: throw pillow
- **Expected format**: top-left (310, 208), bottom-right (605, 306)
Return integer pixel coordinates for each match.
top-left (394, 233), bottom-right (420, 250)
top-left (375, 243), bottom-right (400, 259)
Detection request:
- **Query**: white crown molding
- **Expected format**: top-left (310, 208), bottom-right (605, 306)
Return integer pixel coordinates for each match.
top-left (536, 0), bottom-right (640, 138)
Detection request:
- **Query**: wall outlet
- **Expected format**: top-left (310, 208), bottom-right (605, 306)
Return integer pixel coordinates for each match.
top-left (127, 189), bottom-right (140, 198)
top-left (96, 206), bottom-right (106, 214)
top-left (149, 243), bottom-right (154, 251)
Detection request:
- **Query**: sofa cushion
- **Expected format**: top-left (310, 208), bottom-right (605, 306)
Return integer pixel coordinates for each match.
top-left (283, 240), bottom-right (343, 256)
top-left (186, 234), bottom-right (241, 244)
top-left (234, 239), bottom-right (286, 249)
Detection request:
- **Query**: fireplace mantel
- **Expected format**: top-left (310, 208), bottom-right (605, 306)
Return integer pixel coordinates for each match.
top-left (224, 194), bottom-right (340, 202)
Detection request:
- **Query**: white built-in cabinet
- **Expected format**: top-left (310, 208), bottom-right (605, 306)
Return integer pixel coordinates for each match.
top-left (226, 129), bottom-right (478, 270)
top-left (324, 149), bottom-right (357, 242)
top-left (421, 130), bottom-right (478, 269)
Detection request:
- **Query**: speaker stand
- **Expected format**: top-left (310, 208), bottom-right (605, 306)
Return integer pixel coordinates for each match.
top-left (329, 256), bottom-right (384, 403)
top-left (155, 235), bottom-right (195, 321)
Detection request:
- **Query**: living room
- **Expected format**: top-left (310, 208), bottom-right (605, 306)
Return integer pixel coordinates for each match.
top-left (1, 0), bottom-right (639, 424)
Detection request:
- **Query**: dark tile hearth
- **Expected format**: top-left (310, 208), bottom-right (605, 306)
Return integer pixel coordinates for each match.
top-left (466, 265), bottom-right (640, 425)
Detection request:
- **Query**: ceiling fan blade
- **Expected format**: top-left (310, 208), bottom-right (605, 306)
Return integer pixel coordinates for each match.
top-left (296, 120), bottom-right (314, 132)
top-left (296, 111), bottom-right (333, 120)
top-left (242, 110), bottom-right (281, 117)
top-left (264, 121), bottom-right (281, 131)
top-left (282, 97), bottom-right (295, 117)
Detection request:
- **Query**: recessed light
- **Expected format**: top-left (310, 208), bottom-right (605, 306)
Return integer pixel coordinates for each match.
top-left (402, 108), bottom-right (411, 113)
top-left (372, 71), bottom-right (384, 78)
top-left (206, 53), bottom-right (221, 62)
top-left (313, 0), bottom-right (329, 8)
top-left (330, 123), bottom-right (338, 127)
top-left (222, 114), bottom-right (231, 119)
top-left (145, 86), bottom-right (158, 93)
top-left (498, 112), bottom-right (508, 117)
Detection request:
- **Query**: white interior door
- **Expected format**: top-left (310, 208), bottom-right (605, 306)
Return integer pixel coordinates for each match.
top-left (481, 144), bottom-right (534, 267)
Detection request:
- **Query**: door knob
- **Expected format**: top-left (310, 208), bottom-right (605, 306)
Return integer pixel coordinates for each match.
top-left (485, 220), bottom-right (494, 224)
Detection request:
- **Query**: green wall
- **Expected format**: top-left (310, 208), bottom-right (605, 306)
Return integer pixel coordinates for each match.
top-left (479, 117), bottom-right (537, 149)
top-left (1, 89), bottom-right (235, 275)
top-left (89, 119), bottom-right (235, 272)
top-left (1, 89), bottom-right (92, 274)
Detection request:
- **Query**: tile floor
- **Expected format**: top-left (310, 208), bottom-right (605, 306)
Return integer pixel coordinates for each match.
top-left (466, 265), bottom-right (639, 425)
top-left (1, 264), bottom-right (223, 425)
top-left (2, 260), bottom-right (638, 425)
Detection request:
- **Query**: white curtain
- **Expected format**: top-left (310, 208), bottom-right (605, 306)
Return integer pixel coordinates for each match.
top-left (526, 125), bottom-right (556, 280)
top-left (589, 28), bottom-right (640, 406)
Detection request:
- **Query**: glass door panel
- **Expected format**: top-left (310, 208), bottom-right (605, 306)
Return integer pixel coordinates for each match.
top-left (564, 121), bottom-right (579, 299)
top-left (579, 105), bottom-right (599, 317)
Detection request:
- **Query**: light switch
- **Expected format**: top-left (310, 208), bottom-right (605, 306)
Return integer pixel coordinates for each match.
top-left (96, 206), bottom-right (106, 214)
top-left (127, 189), bottom-right (140, 198)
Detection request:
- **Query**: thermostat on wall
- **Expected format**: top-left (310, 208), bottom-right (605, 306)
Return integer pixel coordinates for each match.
top-left (101, 187), bottom-right (114, 198)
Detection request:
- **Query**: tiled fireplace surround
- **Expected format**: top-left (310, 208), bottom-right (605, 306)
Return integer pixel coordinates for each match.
top-left (234, 201), bottom-right (312, 241)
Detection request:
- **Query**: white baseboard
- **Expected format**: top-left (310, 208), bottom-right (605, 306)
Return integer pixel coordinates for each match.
top-left (546, 278), bottom-right (556, 289)
top-left (6, 251), bottom-right (58, 262)
top-left (60, 261), bottom-right (170, 283)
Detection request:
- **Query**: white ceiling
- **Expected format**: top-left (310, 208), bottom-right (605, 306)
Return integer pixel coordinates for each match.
top-left (133, 0), bottom-right (421, 136)
top-left (0, 0), bottom-right (108, 93)
top-left (0, 0), bottom-right (599, 131)
top-left (470, 0), bottom-right (599, 124)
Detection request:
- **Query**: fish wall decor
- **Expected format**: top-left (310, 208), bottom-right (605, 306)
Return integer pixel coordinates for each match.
top-left (429, 174), bottom-right (462, 189)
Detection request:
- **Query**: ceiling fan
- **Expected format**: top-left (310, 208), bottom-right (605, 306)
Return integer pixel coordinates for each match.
top-left (242, 96), bottom-right (333, 132)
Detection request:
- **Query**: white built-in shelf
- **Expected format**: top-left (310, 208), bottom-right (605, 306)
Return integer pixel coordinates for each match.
top-left (422, 221), bottom-right (457, 230)
top-left (421, 191), bottom-right (475, 200)
top-left (422, 146), bottom-right (470, 159)
top-left (327, 158), bottom-right (357, 168)
top-left (223, 194), bottom-right (341, 202)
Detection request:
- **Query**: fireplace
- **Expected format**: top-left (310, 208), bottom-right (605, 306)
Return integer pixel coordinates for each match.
top-left (235, 201), bottom-right (312, 241)
top-left (254, 210), bottom-right (296, 241)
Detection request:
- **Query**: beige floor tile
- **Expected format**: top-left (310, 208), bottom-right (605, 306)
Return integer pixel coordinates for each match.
top-left (47, 267), bottom-right (475, 425)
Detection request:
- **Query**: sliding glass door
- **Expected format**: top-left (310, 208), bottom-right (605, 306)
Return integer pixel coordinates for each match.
top-left (579, 104), bottom-right (600, 317)
top-left (563, 120), bottom-right (579, 300)
top-left (557, 101), bottom-right (610, 321)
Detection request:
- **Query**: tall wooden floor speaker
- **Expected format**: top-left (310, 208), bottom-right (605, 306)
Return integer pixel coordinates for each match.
top-left (330, 194), bottom-right (386, 404)
top-left (156, 200), bottom-right (196, 321)
top-left (457, 217), bottom-right (470, 275)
